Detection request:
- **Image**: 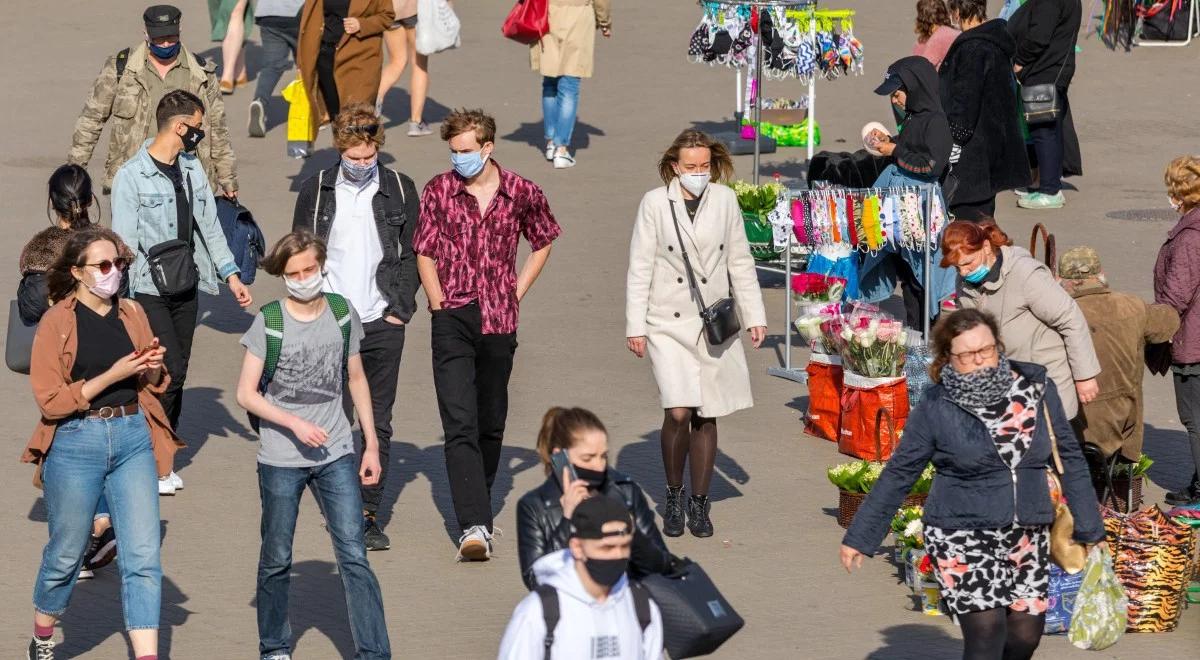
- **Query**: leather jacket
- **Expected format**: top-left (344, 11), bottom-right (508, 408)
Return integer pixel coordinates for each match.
top-left (516, 467), bottom-right (674, 589)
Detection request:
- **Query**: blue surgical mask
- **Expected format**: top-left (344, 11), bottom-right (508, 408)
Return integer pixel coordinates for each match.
top-left (148, 41), bottom-right (181, 60)
top-left (450, 150), bottom-right (488, 179)
top-left (341, 157), bottom-right (378, 186)
top-left (963, 263), bottom-right (991, 284)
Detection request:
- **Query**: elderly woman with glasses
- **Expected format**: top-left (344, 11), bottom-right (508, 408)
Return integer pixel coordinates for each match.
top-left (841, 308), bottom-right (1105, 660)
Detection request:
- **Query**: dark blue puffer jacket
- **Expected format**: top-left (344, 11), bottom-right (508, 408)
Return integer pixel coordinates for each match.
top-left (842, 360), bottom-right (1105, 555)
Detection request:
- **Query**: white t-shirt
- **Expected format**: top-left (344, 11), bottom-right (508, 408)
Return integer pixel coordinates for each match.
top-left (325, 170), bottom-right (389, 322)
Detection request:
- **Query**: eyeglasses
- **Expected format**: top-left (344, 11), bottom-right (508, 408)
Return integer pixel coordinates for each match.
top-left (83, 258), bottom-right (129, 274)
top-left (345, 123), bottom-right (380, 135)
top-left (950, 344), bottom-right (997, 365)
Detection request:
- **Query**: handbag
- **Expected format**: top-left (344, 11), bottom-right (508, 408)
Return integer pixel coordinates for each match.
top-left (6, 299), bottom-right (37, 374)
top-left (638, 559), bottom-right (744, 658)
top-left (502, 0), bottom-right (549, 45)
top-left (1045, 405), bottom-right (1089, 573)
top-left (1020, 56), bottom-right (1068, 126)
top-left (415, 0), bottom-right (461, 55)
top-left (138, 177), bottom-right (206, 297)
top-left (668, 201), bottom-right (741, 346)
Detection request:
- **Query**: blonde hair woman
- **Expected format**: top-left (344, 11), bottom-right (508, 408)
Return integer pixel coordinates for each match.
top-left (625, 129), bottom-right (766, 539)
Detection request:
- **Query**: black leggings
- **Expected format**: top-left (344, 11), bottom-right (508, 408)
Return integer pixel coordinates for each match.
top-left (661, 408), bottom-right (718, 496)
top-left (958, 608), bottom-right (1045, 660)
top-left (316, 43), bottom-right (340, 120)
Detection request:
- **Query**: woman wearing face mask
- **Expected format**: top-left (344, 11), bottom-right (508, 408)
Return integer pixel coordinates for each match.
top-left (1154, 155), bottom-right (1200, 506)
top-left (516, 407), bottom-right (677, 589)
top-left (625, 129), bottom-right (767, 539)
top-left (943, 219), bottom-right (1100, 422)
top-left (23, 229), bottom-right (174, 660)
top-left (841, 309), bottom-right (1104, 660)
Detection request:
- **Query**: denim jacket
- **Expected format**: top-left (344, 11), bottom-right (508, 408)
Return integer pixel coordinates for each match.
top-left (842, 360), bottom-right (1105, 555)
top-left (112, 140), bottom-right (240, 297)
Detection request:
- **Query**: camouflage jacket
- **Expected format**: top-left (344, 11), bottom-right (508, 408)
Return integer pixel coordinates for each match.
top-left (67, 42), bottom-right (237, 193)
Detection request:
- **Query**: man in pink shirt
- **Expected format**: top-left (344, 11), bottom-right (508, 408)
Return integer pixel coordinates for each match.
top-left (413, 108), bottom-right (561, 561)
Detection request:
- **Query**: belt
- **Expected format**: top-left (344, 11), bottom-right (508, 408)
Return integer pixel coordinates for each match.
top-left (84, 403), bottom-right (139, 419)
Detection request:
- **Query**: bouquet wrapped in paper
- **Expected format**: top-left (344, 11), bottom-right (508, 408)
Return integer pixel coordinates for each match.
top-left (790, 273), bottom-right (846, 304)
top-left (794, 302), bottom-right (843, 354)
top-left (830, 312), bottom-right (909, 378)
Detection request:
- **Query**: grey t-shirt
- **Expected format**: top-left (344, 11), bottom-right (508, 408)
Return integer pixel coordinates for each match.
top-left (240, 300), bottom-right (364, 468)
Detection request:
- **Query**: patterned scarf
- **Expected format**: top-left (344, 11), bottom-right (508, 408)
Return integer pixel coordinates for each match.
top-left (941, 354), bottom-right (1015, 408)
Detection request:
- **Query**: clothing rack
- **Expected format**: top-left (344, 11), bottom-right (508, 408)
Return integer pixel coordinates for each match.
top-left (697, 0), bottom-right (859, 184)
top-left (767, 183), bottom-right (941, 385)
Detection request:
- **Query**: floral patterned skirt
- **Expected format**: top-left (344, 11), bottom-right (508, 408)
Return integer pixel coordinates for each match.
top-left (923, 524), bottom-right (1050, 616)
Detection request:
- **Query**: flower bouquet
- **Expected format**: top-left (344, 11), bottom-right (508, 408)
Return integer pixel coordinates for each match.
top-left (914, 553), bottom-right (944, 615)
top-left (1095, 453), bottom-right (1153, 513)
top-left (891, 505), bottom-right (924, 568)
top-left (732, 180), bottom-right (786, 215)
top-left (795, 302), bottom-right (843, 354)
top-left (791, 273), bottom-right (846, 304)
top-left (828, 459), bottom-right (932, 528)
top-left (831, 313), bottom-right (909, 378)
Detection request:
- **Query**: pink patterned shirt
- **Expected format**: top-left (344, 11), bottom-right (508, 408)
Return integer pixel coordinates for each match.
top-left (413, 163), bottom-right (561, 335)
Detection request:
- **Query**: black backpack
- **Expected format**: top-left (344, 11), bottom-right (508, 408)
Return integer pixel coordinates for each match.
top-left (535, 582), bottom-right (652, 660)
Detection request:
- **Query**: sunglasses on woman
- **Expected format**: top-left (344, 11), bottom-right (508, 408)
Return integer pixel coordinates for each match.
top-left (83, 258), bottom-right (129, 274)
top-left (346, 123), bottom-right (380, 135)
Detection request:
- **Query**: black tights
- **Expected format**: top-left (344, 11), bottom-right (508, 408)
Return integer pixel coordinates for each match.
top-left (958, 608), bottom-right (1044, 660)
top-left (661, 408), bottom-right (717, 496)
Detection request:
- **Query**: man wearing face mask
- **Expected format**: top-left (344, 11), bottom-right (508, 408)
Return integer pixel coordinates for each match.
top-left (69, 5), bottom-right (238, 197)
top-left (499, 496), bottom-right (664, 660)
top-left (291, 103), bottom-right (420, 551)
top-left (112, 90), bottom-right (253, 495)
top-left (413, 108), bottom-right (562, 562)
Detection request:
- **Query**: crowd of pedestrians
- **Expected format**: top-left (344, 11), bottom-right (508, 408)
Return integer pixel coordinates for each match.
top-left (11, 1), bottom-right (1200, 659)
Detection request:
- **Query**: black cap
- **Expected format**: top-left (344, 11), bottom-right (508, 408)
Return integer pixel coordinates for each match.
top-left (144, 5), bottom-right (182, 39)
top-left (873, 70), bottom-right (903, 96)
top-left (569, 496), bottom-right (633, 540)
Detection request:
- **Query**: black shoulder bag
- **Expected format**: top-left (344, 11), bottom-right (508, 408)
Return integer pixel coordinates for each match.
top-left (668, 200), bottom-right (740, 346)
top-left (1020, 54), bottom-right (1068, 126)
top-left (139, 175), bottom-right (207, 296)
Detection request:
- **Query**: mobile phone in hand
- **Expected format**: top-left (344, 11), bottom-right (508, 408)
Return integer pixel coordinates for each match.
top-left (550, 450), bottom-right (578, 489)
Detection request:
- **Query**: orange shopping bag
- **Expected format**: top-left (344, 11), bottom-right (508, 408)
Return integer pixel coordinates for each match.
top-left (805, 353), bottom-right (843, 442)
top-left (838, 371), bottom-right (909, 460)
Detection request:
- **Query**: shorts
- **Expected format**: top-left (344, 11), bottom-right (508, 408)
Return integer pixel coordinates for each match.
top-left (389, 15), bottom-right (417, 29)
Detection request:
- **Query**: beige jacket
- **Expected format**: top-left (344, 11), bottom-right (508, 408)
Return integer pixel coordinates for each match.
top-left (531, 0), bottom-right (611, 78)
top-left (626, 180), bottom-right (767, 418)
top-left (957, 246), bottom-right (1101, 418)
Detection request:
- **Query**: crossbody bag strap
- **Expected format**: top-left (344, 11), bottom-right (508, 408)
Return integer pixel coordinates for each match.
top-left (1043, 404), bottom-right (1065, 475)
top-left (667, 200), bottom-right (709, 314)
top-left (184, 174), bottom-right (210, 253)
top-left (313, 170), bottom-right (324, 230)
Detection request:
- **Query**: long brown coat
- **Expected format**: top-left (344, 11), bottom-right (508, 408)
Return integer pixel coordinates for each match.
top-left (299, 0), bottom-right (394, 131)
top-left (1068, 281), bottom-right (1179, 460)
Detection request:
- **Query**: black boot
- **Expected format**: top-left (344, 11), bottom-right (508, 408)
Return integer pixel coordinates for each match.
top-left (663, 486), bottom-right (686, 537)
top-left (687, 495), bottom-right (713, 538)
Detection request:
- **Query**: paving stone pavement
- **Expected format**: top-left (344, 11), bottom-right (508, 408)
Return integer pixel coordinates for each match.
top-left (1, 1), bottom-right (1198, 658)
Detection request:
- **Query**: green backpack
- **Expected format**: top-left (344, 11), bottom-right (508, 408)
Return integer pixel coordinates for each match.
top-left (249, 293), bottom-right (353, 433)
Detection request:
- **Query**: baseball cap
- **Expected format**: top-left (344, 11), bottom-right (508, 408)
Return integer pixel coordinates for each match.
top-left (569, 496), bottom-right (632, 540)
top-left (144, 5), bottom-right (182, 39)
top-left (1059, 246), bottom-right (1103, 280)
top-left (873, 70), bottom-right (903, 96)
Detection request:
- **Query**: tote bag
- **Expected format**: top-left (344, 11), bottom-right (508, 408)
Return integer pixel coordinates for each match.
top-left (415, 0), bottom-right (461, 55)
top-left (502, 0), bottom-right (549, 45)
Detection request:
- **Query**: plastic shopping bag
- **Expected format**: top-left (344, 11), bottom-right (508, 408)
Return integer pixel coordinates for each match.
top-left (1067, 545), bottom-right (1127, 651)
top-left (416, 0), bottom-right (461, 55)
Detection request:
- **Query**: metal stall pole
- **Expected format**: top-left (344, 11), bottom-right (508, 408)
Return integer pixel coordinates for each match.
top-left (806, 13), bottom-right (817, 164)
top-left (923, 184), bottom-right (934, 341)
top-left (752, 10), bottom-right (764, 185)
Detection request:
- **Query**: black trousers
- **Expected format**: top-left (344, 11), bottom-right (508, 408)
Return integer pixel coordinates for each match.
top-left (1029, 92), bottom-right (1068, 195)
top-left (1173, 372), bottom-right (1200, 489)
top-left (950, 196), bottom-right (997, 221)
top-left (138, 289), bottom-right (200, 431)
top-left (316, 43), bottom-right (340, 120)
top-left (345, 318), bottom-right (407, 515)
top-left (430, 304), bottom-right (517, 533)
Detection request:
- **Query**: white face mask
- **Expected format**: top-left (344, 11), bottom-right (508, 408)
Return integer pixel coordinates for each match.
top-left (1169, 196), bottom-right (1183, 212)
top-left (285, 272), bottom-right (325, 302)
top-left (678, 172), bottom-right (711, 198)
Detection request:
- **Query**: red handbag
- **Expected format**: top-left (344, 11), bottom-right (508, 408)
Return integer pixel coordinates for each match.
top-left (502, 0), bottom-right (549, 45)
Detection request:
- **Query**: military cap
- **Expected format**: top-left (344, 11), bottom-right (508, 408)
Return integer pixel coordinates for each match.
top-left (144, 5), bottom-right (182, 39)
top-left (1059, 246), bottom-right (1103, 280)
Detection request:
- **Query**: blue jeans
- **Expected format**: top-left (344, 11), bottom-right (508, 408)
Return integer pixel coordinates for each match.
top-left (542, 75), bottom-right (581, 148)
top-left (257, 455), bottom-right (390, 659)
top-left (34, 413), bottom-right (161, 630)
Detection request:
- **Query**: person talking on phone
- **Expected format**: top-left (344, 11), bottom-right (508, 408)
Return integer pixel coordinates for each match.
top-left (625, 129), bottom-right (767, 539)
top-left (23, 228), bottom-right (174, 660)
top-left (516, 407), bottom-right (676, 590)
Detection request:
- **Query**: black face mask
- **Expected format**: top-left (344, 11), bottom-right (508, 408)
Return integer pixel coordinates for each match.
top-left (181, 124), bottom-right (205, 152)
top-left (583, 556), bottom-right (628, 588)
top-left (574, 465), bottom-right (608, 491)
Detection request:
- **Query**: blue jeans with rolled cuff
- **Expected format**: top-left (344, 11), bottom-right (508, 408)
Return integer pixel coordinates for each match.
top-left (542, 75), bottom-right (581, 149)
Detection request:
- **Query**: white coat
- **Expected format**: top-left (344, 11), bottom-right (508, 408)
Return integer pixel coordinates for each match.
top-left (625, 179), bottom-right (767, 418)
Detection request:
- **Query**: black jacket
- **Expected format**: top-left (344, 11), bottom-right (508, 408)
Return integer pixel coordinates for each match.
top-left (939, 20), bottom-right (1031, 203)
top-left (1008, 0), bottom-right (1081, 89)
top-left (843, 360), bottom-right (1105, 555)
top-left (887, 56), bottom-right (953, 180)
top-left (291, 165), bottom-right (421, 323)
top-left (516, 468), bottom-right (674, 590)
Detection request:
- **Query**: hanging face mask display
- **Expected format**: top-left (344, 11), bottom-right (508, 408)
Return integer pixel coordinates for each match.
top-left (285, 272), bottom-right (325, 302)
top-left (180, 123), bottom-right (205, 152)
top-left (678, 171), bottom-right (711, 197)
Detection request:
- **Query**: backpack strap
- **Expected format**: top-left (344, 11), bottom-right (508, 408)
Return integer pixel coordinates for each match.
top-left (313, 170), bottom-right (324, 230)
top-left (257, 300), bottom-right (285, 393)
top-left (323, 292), bottom-right (353, 376)
top-left (534, 585), bottom-right (560, 660)
top-left (115, 47), bottom-right (131, 81)
top-left (630, 581), bottom-right (653, 634)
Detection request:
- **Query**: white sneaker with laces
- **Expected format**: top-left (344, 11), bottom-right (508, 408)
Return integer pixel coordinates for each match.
top-left (169, 471), bottom-right (184, 490)
top-left (544, 144), bottom-right (556, 161)
top-left (553, 153), bottom-right (576, 169)
top-left (456, 525), bottom-right (493, 562)
top-left (158, 476), bottom-right (176, 496)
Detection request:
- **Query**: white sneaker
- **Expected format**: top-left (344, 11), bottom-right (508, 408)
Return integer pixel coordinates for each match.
top-left (544, 144), bottom-right (556, 161)
top-left (553, 153), bottom-right (576, 169)
top-left (407, 121), bottom-right (433, 137)
top-left (456, 525), bottom-right (493, 562)
top-left (158, 476), bottom-right (176, 496)
top-left (169, 471), bottom-right (184, 490)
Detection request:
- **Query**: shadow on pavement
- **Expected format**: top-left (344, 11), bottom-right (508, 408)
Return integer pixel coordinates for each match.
top-left (57, 574), bottom-right (191, 659)
top-left (615, 431), bottom-right (749, 515)
top-left (174, 386), bottom-right (257, 474)
top-left (864, 623), bottom-right (961, 659)
top-left (198, 288), bottom-right (255, 335)
top-left (501, 119), bottom-right (606, 154)
top-left (1144, 423), bottom-right (1195, 492)
top-left (247, 559), bottom-right (356, 659)
top-left (378, 91), bottom-right (453, 129)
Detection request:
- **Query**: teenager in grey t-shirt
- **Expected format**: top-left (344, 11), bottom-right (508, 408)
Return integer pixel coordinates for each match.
top-left (240, 303), bottom-right (365, 467)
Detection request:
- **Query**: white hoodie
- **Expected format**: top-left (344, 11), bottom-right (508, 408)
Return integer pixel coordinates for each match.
top-left (497, 550), bottom-right (664, 660)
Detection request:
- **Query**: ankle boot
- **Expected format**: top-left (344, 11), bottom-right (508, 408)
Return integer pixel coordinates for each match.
top-left (663, 486), bottom-right (686, 537)
top-left (687, 495), bottom-right (713, 538)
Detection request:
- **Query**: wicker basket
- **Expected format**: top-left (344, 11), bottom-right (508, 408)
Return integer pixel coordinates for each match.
top-left (837, 490), bottom-right (927, 529)
top-left (1094, 475), bottom-right (1144, 514)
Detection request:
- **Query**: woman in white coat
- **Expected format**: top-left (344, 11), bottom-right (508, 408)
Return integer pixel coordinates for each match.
top-left (626, 129), bottom-right (767, 538)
